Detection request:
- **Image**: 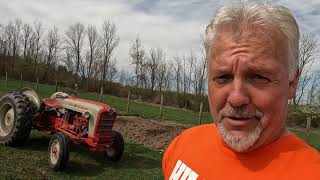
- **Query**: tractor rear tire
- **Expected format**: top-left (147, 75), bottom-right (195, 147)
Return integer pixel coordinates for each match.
top-left (48, 132), bottom-right (70, 171)
top-left (0, 92), bottom-right (33, 146)
top-left (105, 131), bottom-right (124, 162)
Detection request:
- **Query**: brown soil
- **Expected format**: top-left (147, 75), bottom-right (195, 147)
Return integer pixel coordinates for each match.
top-left (113, 116), bottom-right (193, 151)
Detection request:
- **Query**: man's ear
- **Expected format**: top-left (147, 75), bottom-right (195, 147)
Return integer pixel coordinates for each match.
top-left (288, 68), bottom-right (300, 99)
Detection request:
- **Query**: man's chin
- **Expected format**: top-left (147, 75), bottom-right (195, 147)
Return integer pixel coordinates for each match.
top-left (217, 122), bottom-right (263, 152)
top-left (225, 129), bottom-right (252, 137)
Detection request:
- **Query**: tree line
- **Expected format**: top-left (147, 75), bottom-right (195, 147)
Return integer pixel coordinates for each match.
top-left (0, 18), bottom-right (208, 111)
top-left (0, 18), bottom-right (320, 114)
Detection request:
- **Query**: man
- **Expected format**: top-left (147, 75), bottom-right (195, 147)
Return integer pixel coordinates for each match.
top-left (162, 1), bottom-right (320, 180)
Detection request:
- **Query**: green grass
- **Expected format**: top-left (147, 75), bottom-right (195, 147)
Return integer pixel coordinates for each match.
top-left (0, 79), bottom-right (213, 125)
top-left (0, 131), bottom-right (163, 180)
top-left (291, 129), bottom-right (320, 151)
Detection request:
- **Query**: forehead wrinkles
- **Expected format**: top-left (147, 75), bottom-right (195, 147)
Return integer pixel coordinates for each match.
top-left (212, 30), bottom-right (276, 62)
top-left (208, 28), bottom-right (289, 78)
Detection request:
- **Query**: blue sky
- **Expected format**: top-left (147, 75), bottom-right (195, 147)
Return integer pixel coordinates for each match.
top-left (0, 0), bottom-right (320, 70)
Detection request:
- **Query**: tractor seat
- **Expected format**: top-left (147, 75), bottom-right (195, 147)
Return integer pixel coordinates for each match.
top-left (42, 98), bottom-right (62, 109)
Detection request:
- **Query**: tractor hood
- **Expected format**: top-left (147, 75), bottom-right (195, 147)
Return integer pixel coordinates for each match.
top-left (51, 92), bottom-right (113, 136)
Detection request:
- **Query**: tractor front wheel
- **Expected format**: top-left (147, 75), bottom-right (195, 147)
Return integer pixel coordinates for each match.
top-left (48, 132), bottom-right (70, 171)
top-left (105, 131), bottom-right (124, 162)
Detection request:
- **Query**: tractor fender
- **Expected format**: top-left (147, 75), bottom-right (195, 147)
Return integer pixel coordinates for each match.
top-left (19, 87), bottom-right (41, 111)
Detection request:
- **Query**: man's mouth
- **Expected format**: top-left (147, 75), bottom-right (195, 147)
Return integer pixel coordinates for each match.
top-left (223, 116), bottom-right (258, 127)
top-left (228, 117), bottom-right (252, 120)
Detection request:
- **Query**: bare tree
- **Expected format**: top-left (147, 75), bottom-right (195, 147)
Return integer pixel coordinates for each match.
top-left (181, 55), bottom-right (191, 96)
top-left (21, 23), bottom-right (32, 59)
top-left (2, 24), bottom-right (10, 57)
top-left (106, 58), bottom-right (117, 81)
top-left (65, 22), bottom-right (85, 83)
top-left (171, 48), bottom-right (207, 108)
top-left (307, 72), bottom-right (320, 105)
top-left (100, 20), bottom-right (119, 83)
top-left (0, 24), bottom-right (5, 71)
top-left (146, 48), bottom-right (164, 92)
top-left (3, 22), bottom-right (13, 57)
top-left (91, 60), bottom-right (101, 87)
top-left (12, 18), bottom-right (22, 57)
top-left (43, 26), bottom-right (61, 80)
top-left (172, 56), bottom-right (182, 93)
top-left (187, 52), bottom-right (198, 93)
top-left (294, 32), bottom-right (320, 106)
top-left (62, 48), bottom-right (74, 73)
top-left (3, 19), bottom-right (22, 71)
top-left (178, 52), bottom-right (199, 109)
top-left (163, 63), bottom-right (173, 92)
top-left (85, 25), bottom-right (100, 80)
top-left (30, 20), bottom-right (43, 76)
top-left (0, 24), bottom-right (6, 56)
top-left (118, 68), bottom-right (128, 85)
top-left (157, 60), bottom-right (169, 93)
top-left (130, 36), bottom-right (146, 88)
top-left (194, 37), bottom-right (208, 97)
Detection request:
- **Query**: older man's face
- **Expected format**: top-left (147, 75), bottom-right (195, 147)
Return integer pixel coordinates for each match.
top-left (208, 29), bottom-right (298, 152)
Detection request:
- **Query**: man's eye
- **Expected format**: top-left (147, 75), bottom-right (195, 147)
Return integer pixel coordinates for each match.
top-left (214, 74), bottom-right (233, 83)
top-left (251, 74), bottom-right (270, 82)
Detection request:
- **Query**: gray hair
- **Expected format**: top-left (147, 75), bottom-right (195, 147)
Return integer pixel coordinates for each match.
top-left (205, 0), bottom-right (300, 80)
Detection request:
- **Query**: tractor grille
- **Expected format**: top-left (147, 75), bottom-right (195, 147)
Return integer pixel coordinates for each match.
top-left (95, 112), bottom-right (115, 145)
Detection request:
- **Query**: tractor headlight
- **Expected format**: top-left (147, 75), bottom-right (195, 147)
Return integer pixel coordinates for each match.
top-left (58, 108), bottom-right (66, 114)
top-left (82, 111), bottom-right (90, 119)
top-left (107, 108), bottom-right (114, 116)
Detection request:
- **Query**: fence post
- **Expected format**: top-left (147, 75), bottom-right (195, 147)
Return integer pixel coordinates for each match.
top-left (99, 86), bottom-right (104, 102)
top-left (127, 90), bottom-right (131, 113)
top-left (55, 80), bottom-right (58, 92)
top-left (36, 77), bottom-right (39, 93)
top-left (160, 93), bottom-right (164, 118)
top-left (198, 102), bottom-right (203, 125)
top-left (305, 117), bottom-right (312, 143)
top-left (5, 72), bottom-right (7, 88)
top-left (20, 74), bottom-right (23, 89)
top-left (74, 84), bottom-right (79, 95)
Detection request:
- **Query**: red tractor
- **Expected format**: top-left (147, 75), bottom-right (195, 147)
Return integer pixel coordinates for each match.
top-left (0, 88), bottom-right (124, 171)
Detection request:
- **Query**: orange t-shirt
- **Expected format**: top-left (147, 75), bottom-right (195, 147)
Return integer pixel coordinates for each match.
top-left (162, 124), bottom-right (320, 180)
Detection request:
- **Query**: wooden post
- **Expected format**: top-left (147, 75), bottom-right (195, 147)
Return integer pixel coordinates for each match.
top-left (74, 84), bottom-right (79, 95)
top-left (55, 80), bottom-right (58, 92)
top-left (36, 77), bottom-right (39, 93)
top-left (305, 117), bottom-right (312, 143)
top-left (5, 72), bottom-right (7, 88)
top-left (20, 74), bottom-right (23, 89)
top-left (127, 90), bottom-right (131, 113)
top-left (198, 102), bottom-right (203, 125)
top-left (160, 93), bottom-right (164, 118)
top-left (99, 86), bottom-right (104, 102)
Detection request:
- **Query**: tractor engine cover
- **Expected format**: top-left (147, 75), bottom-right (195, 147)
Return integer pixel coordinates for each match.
top-left (50, 92), bottom-right (117, 139)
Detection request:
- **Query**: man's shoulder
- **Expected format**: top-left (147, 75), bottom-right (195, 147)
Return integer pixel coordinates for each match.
top-left (287, 134), bottom-right (320, 167)
top-left (177, 123), bottom-right (217, 142)
top-left (275, 133), bottom-right (320, 175)
top-left (162, 124), bottom-right (219, 179)
top-left (181, 123), bottom-right (216, 134)
top-left (163, 123), bottom-right (218, 156)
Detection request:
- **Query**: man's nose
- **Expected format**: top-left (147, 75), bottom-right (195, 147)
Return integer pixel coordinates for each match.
top-left (227, 80), bottom-right (250, 107)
